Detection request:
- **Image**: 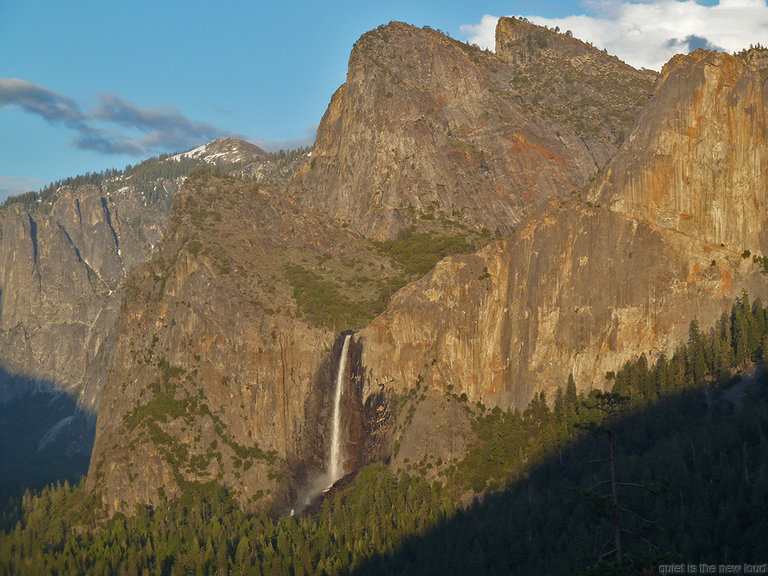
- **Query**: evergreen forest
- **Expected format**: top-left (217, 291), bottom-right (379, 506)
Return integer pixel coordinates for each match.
top-left (2, 293), bottom-right (768, 575)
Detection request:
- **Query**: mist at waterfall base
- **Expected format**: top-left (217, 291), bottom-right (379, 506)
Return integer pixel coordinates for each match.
top-left (292, 334), bottom-right (352, 514)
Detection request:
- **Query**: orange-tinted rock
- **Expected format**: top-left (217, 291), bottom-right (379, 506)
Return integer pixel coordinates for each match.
top-left (358, 50), bottom-right (768, 410)
top-left (594, 51), bottom-right (768, 253)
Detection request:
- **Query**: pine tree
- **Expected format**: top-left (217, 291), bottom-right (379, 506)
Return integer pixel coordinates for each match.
top-left (566, 373), bottom-right (579, 423)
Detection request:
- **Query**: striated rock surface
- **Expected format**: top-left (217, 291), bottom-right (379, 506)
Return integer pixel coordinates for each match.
top-left (0, 139), bottom-right (311, 496)
top-left (0, 185), bottom-right (144, 409)
top-left (592, 50), bottom-right (768, 252)
top-left (288, 20), bottom-right (655, 240)
top-left (358, 200), bottom-right (766, 409)
top-left (85, 32), bottom-right (768, 514)
top-left (0, 139), bottom-right (303, 410)
top-left (86, 173), bottom-right (394, 514)
top-left (0, 161), bottom-right (194, 495)
top-left (357, 50), bottom-right (768, 410)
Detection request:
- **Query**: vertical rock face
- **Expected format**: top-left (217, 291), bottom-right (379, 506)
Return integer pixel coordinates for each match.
top-left (87, 176), bottom-right (315, 512)
top-left (358, 201), bottom-right (766, 409)
top-left (288, 21), bottom-right (654, 240)
top-left (0, 169), bottom-right (190, 495)
top-left (86, 174), bottom-right (394, 514)
top-left (0, 186), bottom-right (136, 409)
top-left (83, 28), bottom-right (768, 514)
top-left (0, 205), bottom-right (43, 334)
top-left (0, 139), bottom-right (278, 411)
top-left (594, 51), bottom-right (768, 252)
top-left (49, 187), bottom-right (127, 288)
top-left (357, 49), bottom-right (768, 410)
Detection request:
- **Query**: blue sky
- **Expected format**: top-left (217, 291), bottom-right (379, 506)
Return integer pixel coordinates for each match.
top-left (2, 0), bottom-right (767, 201)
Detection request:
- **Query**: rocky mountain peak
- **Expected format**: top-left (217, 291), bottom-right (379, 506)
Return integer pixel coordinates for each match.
top-left (495, 16), bottom-right (596, 62)
top-left (357, 43), bottom-right (768, 415)
top-left (288, 21), bottom-right (653, 240)
top-left (171, 138), bottom-right (266, 165)
top-left (75, 21), bottom-right (768, 519)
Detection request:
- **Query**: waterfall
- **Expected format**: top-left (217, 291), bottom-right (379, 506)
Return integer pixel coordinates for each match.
top-left (328, 334), bottom-right (351, 483)
top-left (291, 333), bottom-right (353, 513)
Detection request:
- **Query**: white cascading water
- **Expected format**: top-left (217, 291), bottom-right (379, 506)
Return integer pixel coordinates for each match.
top-left (328, 334), bottom-right (351, 484)
top-left (290, 333), bottom-right (352, 514)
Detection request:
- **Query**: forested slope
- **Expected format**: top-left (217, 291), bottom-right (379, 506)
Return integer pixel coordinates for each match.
top-left (3, 295), bottom-right (767, 575)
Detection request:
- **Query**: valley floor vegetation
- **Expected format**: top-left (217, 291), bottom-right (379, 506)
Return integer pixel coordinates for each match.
top-left (2, 294), bottom-right (768, 575)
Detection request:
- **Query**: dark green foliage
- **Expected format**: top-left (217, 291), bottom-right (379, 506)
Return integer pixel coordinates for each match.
top-left (282, 218), bottom-right (489, 333)
top-left (0, 467), bottom-right (452, 576)
top-left (0, 154), bottom-right (208, 214)
top-left (1, 171), bottom-right (110, 211)
top-left (0, 142), bottom-right (312, 217)
top-left (264, 146), bottom-right (312, 168)
top-left (121, 356), bottom-right (274, 492)
top-left (283, 263), bottom-right (377, 331)
top-left (122, 357), bottom-right (195, 432)
top-left (373, 225), bottom-right (474, 276)
top-left (4, 296), bottom-right (768, 574)
top-left (498, 22), bottom-right (655, 145)
top-left (0, 190), bottom-right (39, 212)
top-left (734, 42), bottom-right (768, 60)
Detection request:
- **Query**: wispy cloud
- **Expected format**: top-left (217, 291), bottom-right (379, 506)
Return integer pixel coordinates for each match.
top-left (0, 78), bottom-right (241, 156)
top-left (90, 93), bottom-right (242, 153)
top-left (0, 175), bottom-right (46, 202)
top-left (251, 125), bottom-right (318, 152)
top-left (460, 0), bottom-right (768, 70)
top-left (0, 78), bottom-right (87, 127)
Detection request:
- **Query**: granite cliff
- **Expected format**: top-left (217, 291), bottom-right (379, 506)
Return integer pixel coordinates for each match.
top-left (0, 184), bottom-right (163, 410)
top-left (0, 139), bottom-right (272, 410)
top-left (358, 49), bottom-right (768, 412)
top-left (593, 50), bottom-right (768, 252)
top-left (85, 18), bottom-right (658, 512)
top-left (86, 173), bottom-right (395, 513)
top-left (85, 23), bottom-right (768, 514)
top-left (0, 177), bottom-right (173, 494)
top-left (0, 140), bottom-right (300, 494)
top-left (289, 20), bottom-right (655, 240)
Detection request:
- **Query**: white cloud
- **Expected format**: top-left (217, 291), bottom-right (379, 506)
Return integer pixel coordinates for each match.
top-left (459, 15), bottom-right (500, 50)
top-left (251, 125), bottom-right (317, 153)
top-left (460, 0), bottom-right (768, 70)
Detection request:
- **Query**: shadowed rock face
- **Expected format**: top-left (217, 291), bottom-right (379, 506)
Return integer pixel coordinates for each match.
top-left (357, 50), bottom-right (768, 410)
top-left (0, 172), bottom-right (188, 496)
top-left (0, 185), bottom-right (154, 410)
top-left (288, 20), bottom-right (654, 241)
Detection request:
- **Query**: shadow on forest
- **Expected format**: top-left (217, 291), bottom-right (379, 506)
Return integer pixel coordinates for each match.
top-left (0, 365), bottom-right (95, 503)
top-left (344, 373), bottom-right (768, 575)
top-left (3, 299), bottom-right (767, 574)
